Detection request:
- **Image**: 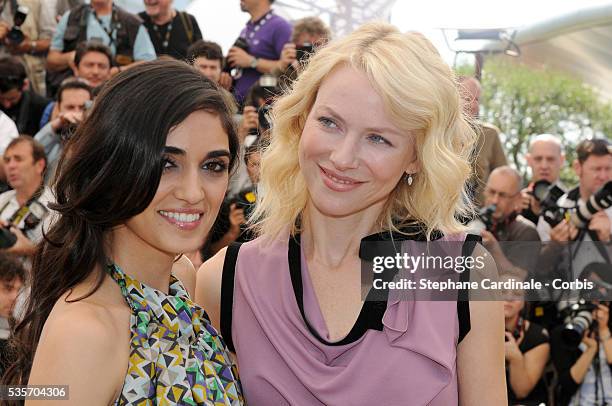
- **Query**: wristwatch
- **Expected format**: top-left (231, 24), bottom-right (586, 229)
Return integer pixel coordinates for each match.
top-left (250, 57), bottom-right (258, 69)
top-left (30, 40), bottom-right (37, 54)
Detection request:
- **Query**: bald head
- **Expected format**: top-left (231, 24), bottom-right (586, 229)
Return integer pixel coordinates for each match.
top-left (485, 166), bottom-right (522, 219)
top-left (458, 76), bottom-right (480, 118)
top-left (527, 134), bottom-right (564, 183)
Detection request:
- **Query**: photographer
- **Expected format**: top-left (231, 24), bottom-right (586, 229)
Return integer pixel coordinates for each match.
top-left (0, 0), bottom-right (55, 94)
top-left (274, 16), bottom-right (330, 86)
top-left (540, 138), bottom-right (612, 244)
top-left (480, 166), bottom-right (541, 279)
top-left (551, 301), bottom-right (612, 405)
top-left (504, 282), bottom-right (550, 405)
top-left (33, 78), bottom-right (92, 184)
top-left (0, 136), bottom-right (52, 262)
top-left (521, 134), bottom-right (566, 226)
top-left (0, 56), bottom-right (50, 135)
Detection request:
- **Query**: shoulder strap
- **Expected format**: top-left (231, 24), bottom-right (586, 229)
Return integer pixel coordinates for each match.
top-left (178, 11), bottom-right (193, 44)
top-left (457, 234), bottom-right (481, 343)
top-left (220, 242), bottom-right (242, 353)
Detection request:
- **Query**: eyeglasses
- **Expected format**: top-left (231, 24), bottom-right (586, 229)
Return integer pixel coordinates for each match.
top-left (483, 188), bottom-right (519, 200)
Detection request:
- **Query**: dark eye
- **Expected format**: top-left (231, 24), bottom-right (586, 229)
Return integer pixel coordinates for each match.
top-left (318, 116), bottom-right (338, 129)
top-left (203, 160), bottom-right (228, 173)
top-left (368, 134), bottom-right (391, 146)
top-left (162, 157), bottom-right (177, 171)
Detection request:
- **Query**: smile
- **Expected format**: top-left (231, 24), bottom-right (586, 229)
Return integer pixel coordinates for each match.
top-left (158, 210), bottom-right (203, 230)
top-left (319, 166), bottom-right (364, 192)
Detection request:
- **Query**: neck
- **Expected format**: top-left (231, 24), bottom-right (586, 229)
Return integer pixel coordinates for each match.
top-left (300, 200), bottom-right (385, 269)
top-left (94, 3), bottom-right (113, 16)
top-left (108, 226), bottom-right (175, 293)
top-left (250, 4), bottom-right (271, 23)
top-left (505, 314), bottom-right (519, 331)
top-left (152, 8), bottom-right (175, 25)
top-left (16, 181), bottom-right (41, 206)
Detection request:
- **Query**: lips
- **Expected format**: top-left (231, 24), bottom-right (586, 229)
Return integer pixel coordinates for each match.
top-left (318, 165), bottom-right (364, 192)
top-left (158, 210), bottom-right (203, 230)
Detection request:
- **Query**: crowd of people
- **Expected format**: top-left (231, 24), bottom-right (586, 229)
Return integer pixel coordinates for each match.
top-left (0, 0), bottom-right (610, 405)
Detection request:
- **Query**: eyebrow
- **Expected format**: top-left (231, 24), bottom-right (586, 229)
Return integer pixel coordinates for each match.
top-left (315, 105), bottom-right (402, 136)
top-left (163, 146), bottom-right (231, 159)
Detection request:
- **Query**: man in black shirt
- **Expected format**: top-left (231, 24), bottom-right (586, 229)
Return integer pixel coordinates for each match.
top-left (0, 57), bottom-right (50, 136)
top-left (140, 0), bottom-right (202, 60)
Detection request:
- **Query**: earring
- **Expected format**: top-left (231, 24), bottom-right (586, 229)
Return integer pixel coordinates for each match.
top-left (405, 173), bottom-right (413, 186)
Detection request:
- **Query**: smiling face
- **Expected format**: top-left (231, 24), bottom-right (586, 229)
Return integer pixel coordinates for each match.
top-left (120, 110), bottom-right (230, 257)
top-left (298, 65), bottom-right (418, 219)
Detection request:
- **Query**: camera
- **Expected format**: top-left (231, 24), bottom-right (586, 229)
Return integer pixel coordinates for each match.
top-left (540, 180), bottom-right (612, 228)
top-left (467, 204), bottom-right (496, 233)
top-left (0, 227), bottom-right (17, 249)
top-left (6, 6), bottom-right (29, 45)
top-left (224, 37), bottom-right (249, 79)
top-left (558, 299), bottom-right (598, 346)
top-left (295, 42), bottom-right (314, 62)
top-left (532, 180), bottom-right (567, 226)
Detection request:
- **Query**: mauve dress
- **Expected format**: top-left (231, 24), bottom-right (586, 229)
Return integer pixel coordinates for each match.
top-left (220, 231), bottom-right (472, 406)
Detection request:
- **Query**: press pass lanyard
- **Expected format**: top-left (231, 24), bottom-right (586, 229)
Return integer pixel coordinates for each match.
top-left (152, 20), bottom-right (173, 52)
top-left (93, 6), bottom-right (117, 49)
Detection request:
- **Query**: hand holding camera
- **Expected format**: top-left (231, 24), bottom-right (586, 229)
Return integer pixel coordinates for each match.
top-left (51, 110), bottom-right (84, 133)
top-left (278, 43), bottom-right (297, 72)
top-left (588, 211), bottom-right (611, 242)
top-left (504, 331), bottom-right (524, 363)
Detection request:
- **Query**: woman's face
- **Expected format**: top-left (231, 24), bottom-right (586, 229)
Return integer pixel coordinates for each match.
top-left (123, 110), bottom-right (230, 256)
top-left (503, 299), bottom-right (524, 319)
top-left (298, 65), bottom-right (418, 219)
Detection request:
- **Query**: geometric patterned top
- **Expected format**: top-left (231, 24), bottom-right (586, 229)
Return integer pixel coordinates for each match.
top-left (107, 264), bottom-right (244, 405)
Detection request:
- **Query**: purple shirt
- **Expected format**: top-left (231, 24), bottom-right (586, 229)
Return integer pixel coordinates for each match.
top-left (233, 11), bottom-right (291, 105)
top-left (224, 233), bottom-right (467, 405)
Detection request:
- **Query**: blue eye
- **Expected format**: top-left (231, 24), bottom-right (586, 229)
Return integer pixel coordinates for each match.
top-left (318, 116), bottom-right (338, 129)
top-left (368, 134), bottom-right (391, 146)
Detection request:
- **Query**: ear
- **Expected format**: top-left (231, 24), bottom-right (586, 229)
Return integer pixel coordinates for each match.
top-left (21, 79), bottom-right (29, 92)
top-left (525, 152), bottom-right (532, 167)
top-left (35, 158), bottom-right (45, 175)
top-left (405, 156), bottom-right (421, 176)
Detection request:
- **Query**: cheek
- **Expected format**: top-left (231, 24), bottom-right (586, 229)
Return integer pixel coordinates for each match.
top-left (204, 176), bottom-right (229, 208)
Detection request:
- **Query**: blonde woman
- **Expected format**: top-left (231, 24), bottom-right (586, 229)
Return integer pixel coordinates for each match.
top-left (197, 22), bottom-right (506, 405)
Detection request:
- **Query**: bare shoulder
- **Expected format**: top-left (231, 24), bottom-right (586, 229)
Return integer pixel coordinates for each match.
top-left (195, 247), bottom-right (227, 331)
top-left (173, 255), bottom-right (196, 298)
top-left (29, 285), bottom-right (130, 405)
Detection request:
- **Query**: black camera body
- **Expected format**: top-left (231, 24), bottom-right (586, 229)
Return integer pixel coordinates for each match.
top-left (6, 6), bottom-right (29, 45)
top-left (224, 37), bottom-right (249, 76)
top-left (295, 42), bottom-right (314, 62)
top-left (539, 180), bottom-right (612, 228)
top-left (0, 199), bottom-right (47, 249)
top-left (558, 299), bottom-right (599, 346)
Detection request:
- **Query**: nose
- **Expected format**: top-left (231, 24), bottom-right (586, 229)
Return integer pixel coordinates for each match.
top-left (329, 135), bottom-right (359, 171)
top-left (174, 166), bottom-right (206, 205)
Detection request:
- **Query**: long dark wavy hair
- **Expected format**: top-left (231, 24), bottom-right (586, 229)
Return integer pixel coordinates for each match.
top-left (2, 59), bottom-right (239, 385)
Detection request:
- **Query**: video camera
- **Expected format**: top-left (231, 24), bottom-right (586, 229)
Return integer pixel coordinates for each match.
top-left (538, 180), bottom-right (612, 228)
top-left (6, 6), bottom-right (29, 45)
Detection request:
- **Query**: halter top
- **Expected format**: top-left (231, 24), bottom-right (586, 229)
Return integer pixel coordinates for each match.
top-left (107, 264), bottom-right (243, 405)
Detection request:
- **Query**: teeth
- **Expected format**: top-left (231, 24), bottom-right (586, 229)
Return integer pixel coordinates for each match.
top-left (327, 172), bottom-right (355, 185)
top-left (159, 211), bottom-right (201, 223)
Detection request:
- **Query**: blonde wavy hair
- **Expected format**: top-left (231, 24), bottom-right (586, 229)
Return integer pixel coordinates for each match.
top-left (251, 22), bottom-right (476, 241)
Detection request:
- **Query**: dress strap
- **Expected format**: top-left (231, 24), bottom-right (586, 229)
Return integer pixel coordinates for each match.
top-left (221, 242), bottom-right (242, 353)
top-left (106, 263), bottom-right (139, 313)
top-left (457, 234), bottom-right (481, 343)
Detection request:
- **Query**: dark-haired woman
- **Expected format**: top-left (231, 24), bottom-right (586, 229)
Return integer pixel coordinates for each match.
top-left (4, 60), bottom-right (243, 405)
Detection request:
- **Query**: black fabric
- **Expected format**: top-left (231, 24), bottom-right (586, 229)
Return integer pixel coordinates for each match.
top-left (138, 11), bottom-right (202, 60)
top-left (220, 242), bottom-right (242, 353)
top-left (507, 322), bottom-right (550, 405)
top-left (458, 233), bottom-right (480, 344)
top-left (288, 229), bottom-right (474, 347)
top-left (1, 90), bottom-right (51, 136)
